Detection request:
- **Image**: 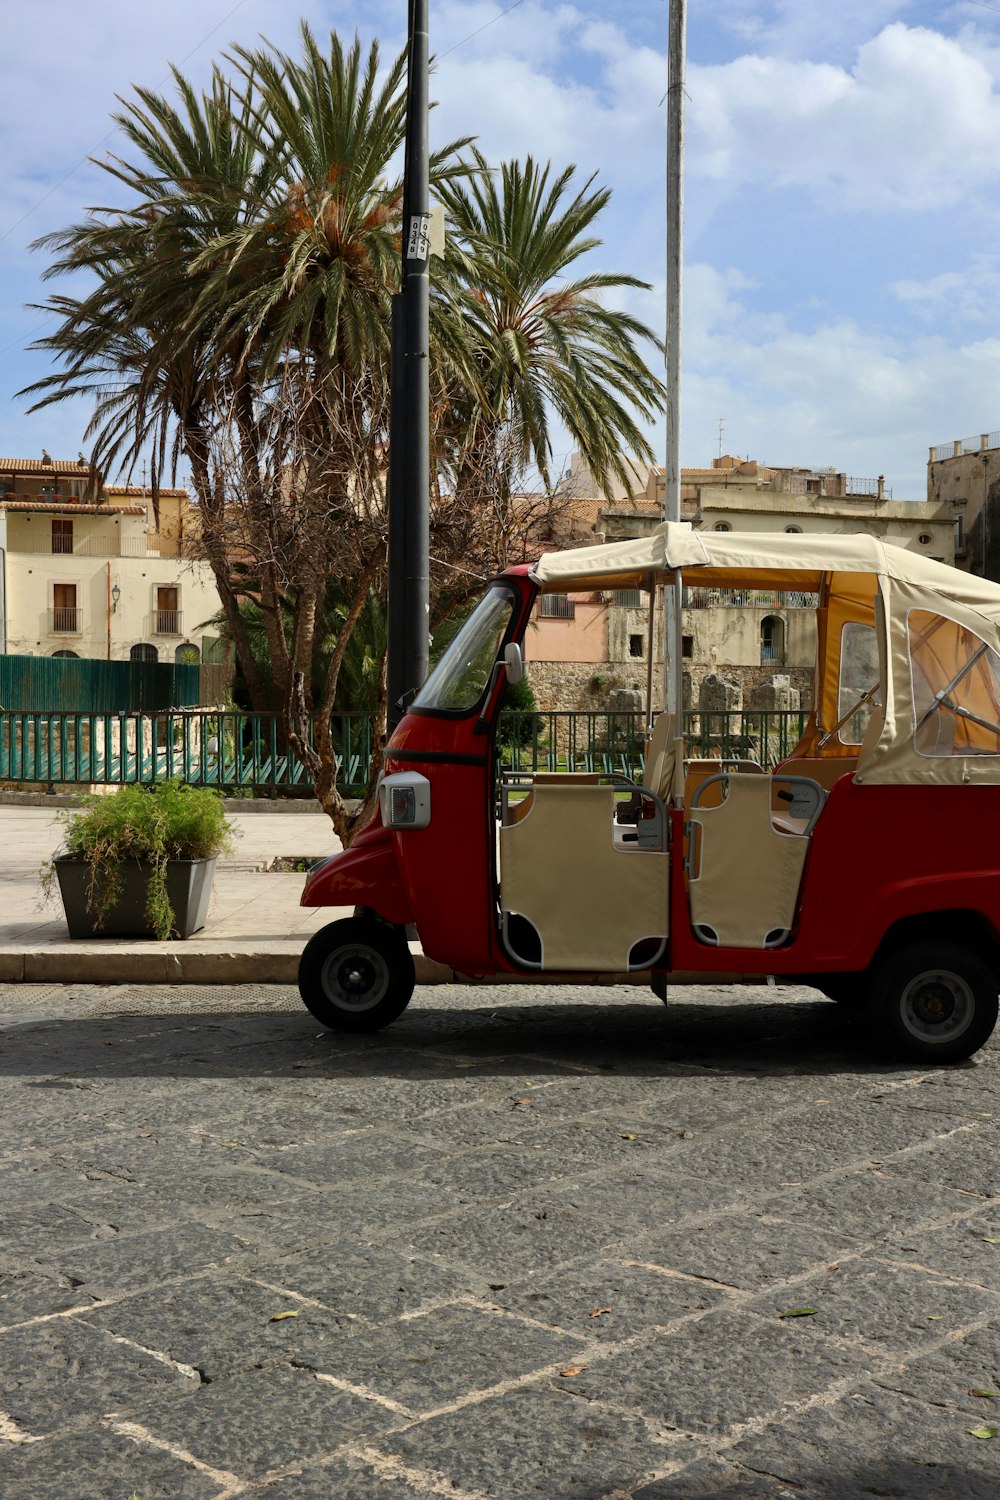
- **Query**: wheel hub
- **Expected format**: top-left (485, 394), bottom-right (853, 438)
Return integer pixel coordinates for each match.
top-left (900, 967), bottom-right (973, 1044)
top-left (320, 942), bottom-right (390, 1012)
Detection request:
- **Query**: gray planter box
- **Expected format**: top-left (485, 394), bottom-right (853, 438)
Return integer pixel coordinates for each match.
top-left (54, 856), bottom-right (217, 939)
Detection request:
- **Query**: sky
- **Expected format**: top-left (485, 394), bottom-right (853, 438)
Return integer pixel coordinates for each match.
top-left (2, 0), bottom-right (1000, 501)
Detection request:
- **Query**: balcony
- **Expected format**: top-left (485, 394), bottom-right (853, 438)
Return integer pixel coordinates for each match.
top-left (152, 610), bottom-right (182, 636)
top-left (683, 587), bottom-right (818, 609)
top-left (13, 535), bottom-right (181, 559)
top-left (51, 608), bottom-right (82, 634)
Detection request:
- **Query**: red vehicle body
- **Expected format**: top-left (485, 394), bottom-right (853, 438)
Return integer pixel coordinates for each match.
top-left (300, 529), bottom-right (1000, 1063)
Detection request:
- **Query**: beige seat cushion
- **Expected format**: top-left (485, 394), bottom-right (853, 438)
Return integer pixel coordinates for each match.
top-left (689, 773), bottom-right (809, 949)
top-left (500, 782), bottom-right (668, 970)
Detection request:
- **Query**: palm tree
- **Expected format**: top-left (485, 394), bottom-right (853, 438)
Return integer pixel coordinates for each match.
top-left (21, 26), bottom-right (664, 837)
top-left (435, 149), bottom-right (665, 562)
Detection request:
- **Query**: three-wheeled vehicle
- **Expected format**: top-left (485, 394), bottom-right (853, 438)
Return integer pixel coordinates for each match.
top-left (299, 522), bottom-right (1000, 1062)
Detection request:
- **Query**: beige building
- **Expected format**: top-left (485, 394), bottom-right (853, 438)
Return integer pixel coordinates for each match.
top-left (926, 431), bottom-right (1000, 579)
top-left (0, 457), bottom-right (223, 665)
top-left (525, 455), bottom-right (958, 712)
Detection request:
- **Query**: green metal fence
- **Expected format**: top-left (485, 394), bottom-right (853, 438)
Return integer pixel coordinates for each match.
top-left (0, 655), bottom-right (200, 713)
top-left (0, 707), bottom-right (808, 791)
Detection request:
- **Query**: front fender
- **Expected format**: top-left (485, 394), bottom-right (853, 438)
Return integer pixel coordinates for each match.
top-left (300, 823), bottom-right (413, 926)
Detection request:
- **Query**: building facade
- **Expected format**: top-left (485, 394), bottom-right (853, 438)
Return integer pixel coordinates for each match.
top-left (524, 455), bottom-right (958, 713)
top-left (926, 432), bottom-right (1000, 580)
top-left (0, 457), bottom-right (223, 667)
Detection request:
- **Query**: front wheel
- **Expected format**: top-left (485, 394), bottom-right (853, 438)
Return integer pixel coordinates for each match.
top-left (298, 917), bottom-right (415, 1033)
top-left (870, 941), bottom-right (999, 1064)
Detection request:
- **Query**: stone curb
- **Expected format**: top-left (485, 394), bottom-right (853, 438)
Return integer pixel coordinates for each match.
top-left (0, 946), bottom-right (768, 987)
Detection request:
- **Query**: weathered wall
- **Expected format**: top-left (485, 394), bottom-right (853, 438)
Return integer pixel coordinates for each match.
top-left (523, 596), bottom-right (607, 663)
top-left (525, 660), bottom-right (634, 712)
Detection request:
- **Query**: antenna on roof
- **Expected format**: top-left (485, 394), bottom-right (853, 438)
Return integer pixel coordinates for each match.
top-left (718, 417), bottom-right (725, 461)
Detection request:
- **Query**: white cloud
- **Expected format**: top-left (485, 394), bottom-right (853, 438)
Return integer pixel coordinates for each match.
top-left (892, 255), bottom-right (1000, 322)
top-left (688, 23), bottom-right (1000, 210)
top-left (677, 260), bottom-right (1000, 497)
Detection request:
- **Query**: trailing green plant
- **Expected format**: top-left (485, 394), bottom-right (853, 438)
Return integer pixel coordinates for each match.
top-left (43, 781), bottom-right (235, 939)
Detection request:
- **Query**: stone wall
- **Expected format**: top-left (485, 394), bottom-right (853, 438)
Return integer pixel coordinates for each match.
top-left (686, 665), bottom-right (814, 712)
top-left (527, 659), bottom-right (813, 714)
top-left (526, 661), bottom-right (641, 713)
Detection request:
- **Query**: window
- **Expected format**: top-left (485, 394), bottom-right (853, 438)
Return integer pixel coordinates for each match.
top-left (51, 518), bottom-right (73, 554)
top-left (682, 634), bottom-right (694, 659)
top-left (908, 609), bottom-right (1000, 758)
top-left (52, 583), bottom-right (78, 633)
top-left (131, 643), bottom-right (158, 663)
top-left (52, 649), bottom-right (78, 659)
top-left (540, 593), bottom-right (574, 619)
top-left (155, 586), bottom-right (180, 634)
top-left (805, 478), bottom-right (820, 494)
top-left (918, 533), bottom-right (932, 546)
top-left (713, 522), bottom-right (731, 532)
top-left (412, 584), bottom-right (514, 713)
top-left (837, 622), bottom-right (881, 744)
top-left (955, 516), bottom-right (966, 557)
top-left (629, 634), bottom-right (644, 658)
top-left (175, 642), bottom-right (200, 665)
top-left (613, 589), bottom-right (643, 608)
top-left (760, 614), bottom-right (785, 666)
top-left (785, 524), bottom-right (802, 534)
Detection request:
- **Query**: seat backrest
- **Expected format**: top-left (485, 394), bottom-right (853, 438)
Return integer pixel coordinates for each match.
top-left (643, 712), bottom-right (677, 800)
top-left (500, 781), bottom-right (668, 970)
top-left (689, 772), bottom-right (810, 949)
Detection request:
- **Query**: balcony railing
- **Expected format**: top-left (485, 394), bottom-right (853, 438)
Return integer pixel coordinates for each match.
top-left (51, 608), bottom-right (82, 634)
top-left (683, 588), bottom-right (818, 609)
top-left (152, 610), bottom-right (182, 635)
top-left (13, 535), bottom-right (181, 559)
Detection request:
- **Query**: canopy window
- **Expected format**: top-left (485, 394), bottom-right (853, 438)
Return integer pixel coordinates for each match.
top-left (836, 622), bottom-right (882, 747)
top-left (908, 611), bottom-right (1000, 759)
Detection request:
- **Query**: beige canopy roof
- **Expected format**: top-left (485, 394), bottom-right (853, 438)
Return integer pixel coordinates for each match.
top-left (531, 521), bottom-right (1000, 624)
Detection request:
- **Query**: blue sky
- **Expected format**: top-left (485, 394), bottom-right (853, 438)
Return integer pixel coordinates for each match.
top-left (2, 1), bottom-right (1000, 499)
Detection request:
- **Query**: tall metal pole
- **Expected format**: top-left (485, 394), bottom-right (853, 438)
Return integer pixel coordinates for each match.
top-left (664, 0), bottom-right (686, 749)
top-left (387, 0), bottom-right (431, 729)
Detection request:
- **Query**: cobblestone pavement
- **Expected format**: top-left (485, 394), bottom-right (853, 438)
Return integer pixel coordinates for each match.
top-left (2, 981), bottom-right (1000, 1499)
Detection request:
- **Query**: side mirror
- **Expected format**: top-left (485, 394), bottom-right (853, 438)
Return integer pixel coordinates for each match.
top-left (503, 642), bottom-right (525, 686)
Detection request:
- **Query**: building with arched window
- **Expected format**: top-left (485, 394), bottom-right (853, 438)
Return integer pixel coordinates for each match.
top-left (0, 456), bottom-right (225, 689)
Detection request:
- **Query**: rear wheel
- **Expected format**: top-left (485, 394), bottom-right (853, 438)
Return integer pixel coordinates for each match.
top-left (298, 917), bottom-right (415, 1033)
top-left (870, 941), bottom-right (999, 1064)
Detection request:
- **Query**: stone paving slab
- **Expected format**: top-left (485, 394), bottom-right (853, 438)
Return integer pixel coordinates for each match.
top-left (1, 980), bottom-right (1000, 1498)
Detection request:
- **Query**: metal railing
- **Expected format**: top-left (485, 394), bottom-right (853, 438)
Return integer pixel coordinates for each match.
top-left (498, 709), bottom-right (809, 776)
top-left (684, 588), bottom-right (818, 609)
top-left (14, 535), bottom-right (179, 558)
top-left (0, 707), bottom-right (811, 790)
top-left (51, 608), bottom-right (82, 634)
top-left (931, 433), bottom-right (1000, 461)
top-left (152, 610), bottom-right (182, 635)
top-left (0, 710), bottom-right (376, 793)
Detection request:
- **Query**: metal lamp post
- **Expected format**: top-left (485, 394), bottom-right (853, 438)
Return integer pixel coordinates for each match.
top-left (387, 0), bottom-right (431, 729)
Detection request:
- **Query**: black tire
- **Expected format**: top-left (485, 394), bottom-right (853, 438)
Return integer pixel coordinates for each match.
top-left (870, 941), bottom-right (999, 1064)
top-left (298, 917), bottom-right (415, 1033)
top-left (816, 974), bottom-right (868, 1008)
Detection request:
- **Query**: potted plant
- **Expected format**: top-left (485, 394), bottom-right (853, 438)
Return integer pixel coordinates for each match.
top-left (45, 780), bottom-right (235, 939)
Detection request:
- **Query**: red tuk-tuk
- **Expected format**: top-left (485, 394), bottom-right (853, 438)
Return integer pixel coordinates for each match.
top-left (299, 523), bottom-right (1000, 1063)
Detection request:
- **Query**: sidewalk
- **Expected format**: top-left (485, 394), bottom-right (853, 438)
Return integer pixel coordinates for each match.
top-left (0, 798), bottom-right (373, 985)
top-left (0, 797), bottom-right (759, 989)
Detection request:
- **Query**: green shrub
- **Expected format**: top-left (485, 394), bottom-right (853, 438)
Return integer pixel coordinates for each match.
top-left (45, 781), bottom-right (235, 940)
top-left (500, 676), bottom-right (543, 749)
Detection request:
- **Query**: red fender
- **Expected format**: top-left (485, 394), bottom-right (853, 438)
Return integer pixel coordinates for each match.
top-left (300, 820), bottom-right (413, 926)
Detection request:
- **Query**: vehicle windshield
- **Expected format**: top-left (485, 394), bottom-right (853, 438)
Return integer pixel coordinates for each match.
top-left (412, 585), bottom-right (515, 712)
